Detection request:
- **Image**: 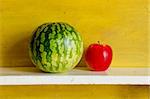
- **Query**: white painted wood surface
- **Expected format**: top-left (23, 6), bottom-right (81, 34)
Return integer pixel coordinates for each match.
top-left (0, 67), bottom-right (149, 85)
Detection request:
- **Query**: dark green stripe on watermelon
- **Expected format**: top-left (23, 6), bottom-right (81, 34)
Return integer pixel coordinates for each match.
top-left (35, 24), bottom-right (49, 70)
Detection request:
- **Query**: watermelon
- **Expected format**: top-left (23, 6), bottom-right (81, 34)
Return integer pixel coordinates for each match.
top-left (29, 22), bottom-right (83, 72)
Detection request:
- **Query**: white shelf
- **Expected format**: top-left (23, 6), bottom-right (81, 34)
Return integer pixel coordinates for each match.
top-left (0, 67), bottom-right (149, 85)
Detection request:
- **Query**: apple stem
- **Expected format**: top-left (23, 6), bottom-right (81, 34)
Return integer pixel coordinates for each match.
top-left (98, 41), bottom-right (100, 44)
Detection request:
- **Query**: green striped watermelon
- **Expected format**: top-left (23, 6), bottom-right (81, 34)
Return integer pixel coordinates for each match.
top-left (29, 22), bottom-right (83, 72)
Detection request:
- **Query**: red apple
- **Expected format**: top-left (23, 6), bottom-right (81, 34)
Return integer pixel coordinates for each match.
top-left (85, 42), bottom-right (113, 71)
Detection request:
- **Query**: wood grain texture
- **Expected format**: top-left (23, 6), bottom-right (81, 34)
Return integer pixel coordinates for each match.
top-left (0, 0), bottom-right (148, 67)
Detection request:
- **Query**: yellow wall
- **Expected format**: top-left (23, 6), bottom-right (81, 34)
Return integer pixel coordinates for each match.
top-left (0, 0), bottom-right (149, 99)
top-left (0, 85), bottom-right (149, 99)
top-left (0, 0), bottom-right (148, 67)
